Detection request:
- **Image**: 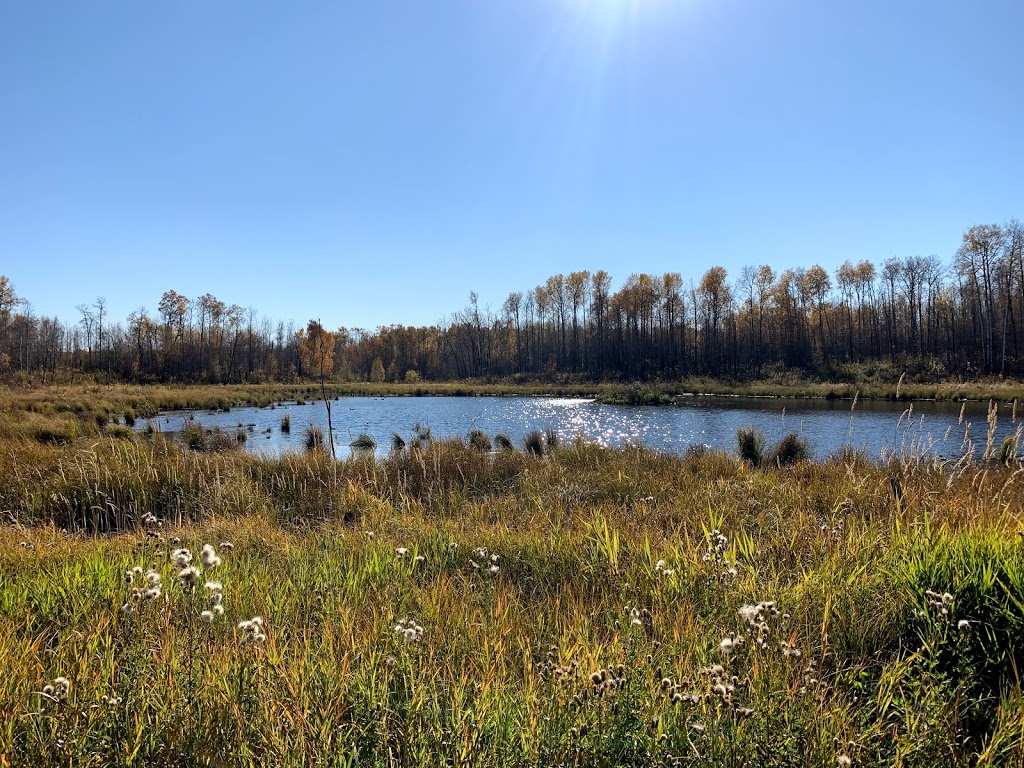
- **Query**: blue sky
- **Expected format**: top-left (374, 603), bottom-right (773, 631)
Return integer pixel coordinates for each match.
top-left (1, 0), bottom-right (1022, 331)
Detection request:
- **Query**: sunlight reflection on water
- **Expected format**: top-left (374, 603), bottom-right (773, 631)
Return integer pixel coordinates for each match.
top-left (139, 396), bottom-right (1021, 462)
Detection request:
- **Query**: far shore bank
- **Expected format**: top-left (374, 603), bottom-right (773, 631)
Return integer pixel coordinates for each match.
top-left (4, 375), bottom-right (1024, 418)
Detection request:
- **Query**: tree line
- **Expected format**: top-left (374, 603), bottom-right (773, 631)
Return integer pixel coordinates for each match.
top-left (1, 221), bottom-right (1022, 384)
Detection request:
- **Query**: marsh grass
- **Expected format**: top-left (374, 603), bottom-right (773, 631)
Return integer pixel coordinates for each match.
top-left (736, 426), bottom-right (765, 467)
top-left (3, 390), bottom-right (1024, 765)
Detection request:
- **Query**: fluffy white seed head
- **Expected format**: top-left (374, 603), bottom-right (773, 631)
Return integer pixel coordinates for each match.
top-left (200, 544), bottom-right (221, 569)
top-left (171, 548), bottom-right (192, 569)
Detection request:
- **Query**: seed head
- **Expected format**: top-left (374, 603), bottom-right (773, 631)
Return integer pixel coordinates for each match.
top-left (171, 548), bottom-right (192, 568)
top-left (200, 544), bottom-right (221, 569)
top-left (177, 566), bottom-right (200, 588)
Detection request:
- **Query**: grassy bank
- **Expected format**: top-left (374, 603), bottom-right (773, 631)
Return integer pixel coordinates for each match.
top-left (2, 426), bottom-right (1024, 765)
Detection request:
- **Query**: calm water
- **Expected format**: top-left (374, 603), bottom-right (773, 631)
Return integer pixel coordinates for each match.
top-left (139, 395), bottom-right (1023, 461)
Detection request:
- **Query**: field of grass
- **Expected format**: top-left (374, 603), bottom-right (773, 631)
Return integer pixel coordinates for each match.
top-left (2, 392), bottom-right (1024, 766)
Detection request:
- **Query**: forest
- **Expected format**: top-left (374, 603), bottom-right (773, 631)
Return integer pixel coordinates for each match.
top-left (2, 221), bottom-right (1021, 384)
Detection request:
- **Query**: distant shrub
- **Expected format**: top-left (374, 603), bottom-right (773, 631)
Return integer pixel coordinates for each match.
top-left (280, 414), bottom-right (291, 433)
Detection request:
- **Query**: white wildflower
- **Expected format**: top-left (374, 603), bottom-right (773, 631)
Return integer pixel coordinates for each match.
top-left (200, 610), bottom-right (215, 623)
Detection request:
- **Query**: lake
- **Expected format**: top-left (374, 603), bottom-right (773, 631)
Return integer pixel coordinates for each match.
top-left (139, 395), bottom-right (1024, 461)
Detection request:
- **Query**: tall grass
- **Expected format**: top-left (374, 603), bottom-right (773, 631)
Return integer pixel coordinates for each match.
top-left (3, 391), bottom-right (1024, 764)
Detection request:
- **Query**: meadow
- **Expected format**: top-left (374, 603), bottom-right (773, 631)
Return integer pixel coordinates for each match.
top-left (1, 388), bottom-right (1024, 766)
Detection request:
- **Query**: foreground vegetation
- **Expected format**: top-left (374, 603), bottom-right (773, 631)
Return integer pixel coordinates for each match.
top-left (2, 395), bottom-right (1024, 766)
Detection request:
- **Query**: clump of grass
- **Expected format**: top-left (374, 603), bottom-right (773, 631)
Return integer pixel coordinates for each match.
top-left (544, 427), bottom-right (559, 450)
top-left (736, 426), bottom-right (765, 467)
top-left (523, 429), bottom-right (545, 456)
top-left (280, 413), bottom-right (291, 433)
top-left (767, 433), bottom-right (810, 467)
top-left (304, 424), bottom-right (324, 451)
top-left (104, 424), bottom-right (134, 440)
top-left (494, 433), bottom-right (515, 452)
top-left (998, 434), bottom-right (1018, 464)
top-left (122, 409), bottom-right (136, 427)
top-left (391, 432), bottom-right (406, 452)
top-left (467, 429), bottom-right (492, 451)
top-left (180, 421), bottom-right (206, 451)
top-left (350, 433), bottom-right (377, 452)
